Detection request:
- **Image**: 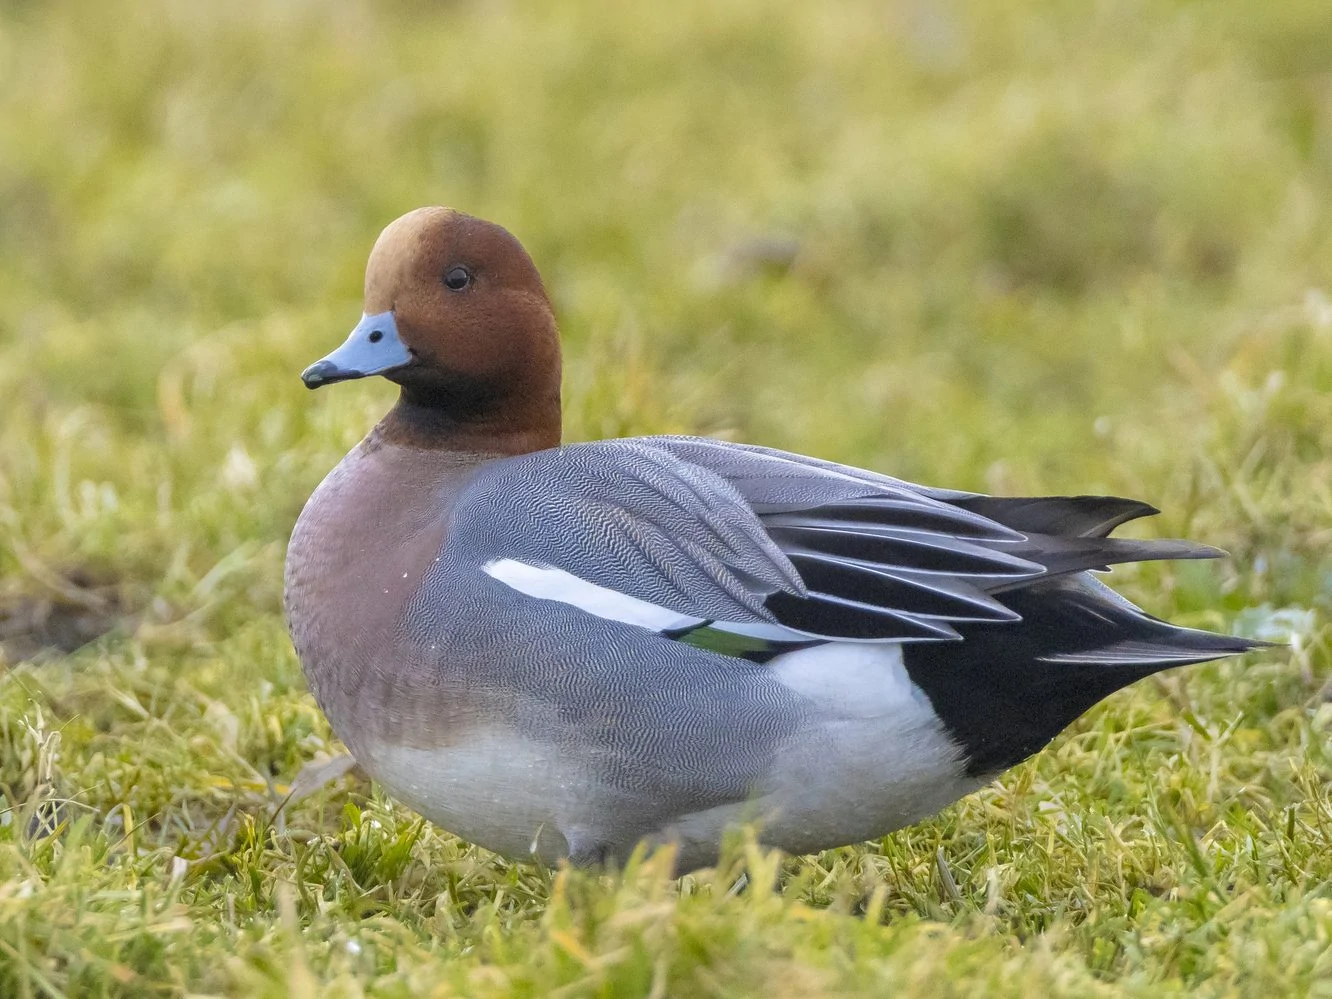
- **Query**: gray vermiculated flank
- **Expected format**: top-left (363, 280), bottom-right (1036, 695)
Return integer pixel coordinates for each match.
top-left (400, 559), bottom-right (811, 815)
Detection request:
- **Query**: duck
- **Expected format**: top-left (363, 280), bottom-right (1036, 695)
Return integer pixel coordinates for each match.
top-left (284, 206), bottom-right (1260, 872)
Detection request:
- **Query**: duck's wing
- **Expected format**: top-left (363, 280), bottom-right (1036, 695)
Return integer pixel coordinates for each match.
top-left (641, 436), bottom-right (1230, 639)
top-left (452, 438), bottom-right (1061, 643)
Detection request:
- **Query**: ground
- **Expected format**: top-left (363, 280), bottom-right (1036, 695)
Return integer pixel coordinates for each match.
top-left (2, 0), bottom-right (1332, 995)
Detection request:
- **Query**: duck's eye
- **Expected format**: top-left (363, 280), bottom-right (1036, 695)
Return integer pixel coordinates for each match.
top-left (443, 266), bottom-right (472, 291)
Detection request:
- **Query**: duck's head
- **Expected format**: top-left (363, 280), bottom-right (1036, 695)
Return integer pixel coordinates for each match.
top-left (303, 207), bottom-right (561, 448)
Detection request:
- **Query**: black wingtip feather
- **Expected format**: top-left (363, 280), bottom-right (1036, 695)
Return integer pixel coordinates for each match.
top-left (766, 590), bottom-right (964, 641)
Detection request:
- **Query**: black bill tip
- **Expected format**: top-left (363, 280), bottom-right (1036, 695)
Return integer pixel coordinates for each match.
top-left (301, 359), bottom-right (357, 389)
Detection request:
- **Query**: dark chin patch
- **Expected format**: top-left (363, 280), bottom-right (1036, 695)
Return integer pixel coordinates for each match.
top-left (392, 365), bottom-right (505, 419)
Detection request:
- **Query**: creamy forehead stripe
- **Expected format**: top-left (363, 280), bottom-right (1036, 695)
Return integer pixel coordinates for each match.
top-left (481, 558), bottom-right (809, 642)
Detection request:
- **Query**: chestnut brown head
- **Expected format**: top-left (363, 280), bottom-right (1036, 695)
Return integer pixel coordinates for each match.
top-left (303, 208), bottom-right (561, 443)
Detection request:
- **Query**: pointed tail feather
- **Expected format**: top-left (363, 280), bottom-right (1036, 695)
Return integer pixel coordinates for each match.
top-left (991, 535), bottom-right (1227, 591)
top-left (950, 494), bottom-right (1160, 538)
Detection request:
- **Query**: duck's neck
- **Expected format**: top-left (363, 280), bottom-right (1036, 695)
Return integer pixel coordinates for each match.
top-left (375, 389), bottom-right (562, 457)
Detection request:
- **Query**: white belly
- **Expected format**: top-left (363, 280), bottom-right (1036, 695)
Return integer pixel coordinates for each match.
top-left (363, 728), bottom-right (596, 863)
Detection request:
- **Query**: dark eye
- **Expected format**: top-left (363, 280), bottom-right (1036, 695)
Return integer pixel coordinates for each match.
top-left (443, 266), bottom-right (472, 291)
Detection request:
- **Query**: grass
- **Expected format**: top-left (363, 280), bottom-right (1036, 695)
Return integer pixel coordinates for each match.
top-left (2, 0), bottom-right (1331, 994)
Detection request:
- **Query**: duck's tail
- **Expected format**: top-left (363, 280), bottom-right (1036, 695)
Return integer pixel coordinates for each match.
top-left (902, 568), bottom-right (1270, 778)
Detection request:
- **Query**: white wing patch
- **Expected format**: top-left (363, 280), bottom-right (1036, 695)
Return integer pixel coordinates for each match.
top-left (483, 559), bottom-right (700, 631)
top-left (481, 558), bottom-right (810, 641)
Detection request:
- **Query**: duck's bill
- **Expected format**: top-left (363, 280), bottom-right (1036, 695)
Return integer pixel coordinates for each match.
top-left (301, 311), bottom-right (413, 389)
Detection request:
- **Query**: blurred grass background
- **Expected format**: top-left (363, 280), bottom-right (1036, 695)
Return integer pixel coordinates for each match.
top-left (2, 0), bottom-right (1332, 995)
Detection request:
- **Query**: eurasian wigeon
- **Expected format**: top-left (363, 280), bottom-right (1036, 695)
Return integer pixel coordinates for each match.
top-left (285, 207), bottom-right (1260, 871)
